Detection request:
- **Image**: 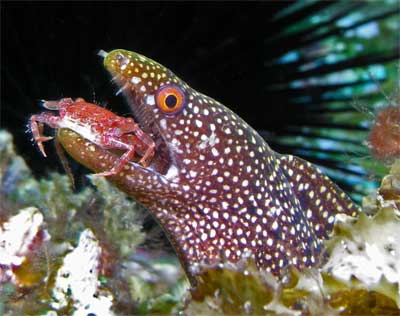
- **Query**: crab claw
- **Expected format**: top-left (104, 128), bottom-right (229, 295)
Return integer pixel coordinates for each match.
top-left (41, 99), bottom-right (58, 109)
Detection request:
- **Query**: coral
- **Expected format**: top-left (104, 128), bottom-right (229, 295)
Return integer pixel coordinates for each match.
top-left (379, 160), bottom-right (400, 206)
top-left (0, 130), bottom-right (32, 210)
top-left (50, 229), bottom-right (114, 316)
top-left (0, 130), bottom-right (184, 315)
top-left (184, 205), bottom-right (400, 315)
top-left (88, 175), bottom-right (146, 259)
top-left (2, 126), bottom-right (400, 315)
top-left (324, 198), bottom-right (400, 292)
top-left (0, 207), bottom-right (49, 287)
top-left (184, 160), bottom-right (400, 315)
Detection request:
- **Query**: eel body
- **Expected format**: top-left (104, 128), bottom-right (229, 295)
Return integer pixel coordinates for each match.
top-left (57, 49), bottom-right (359, 279)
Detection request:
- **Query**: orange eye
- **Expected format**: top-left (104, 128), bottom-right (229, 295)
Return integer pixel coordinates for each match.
top-left (156, 85), bottom-right (185, 115)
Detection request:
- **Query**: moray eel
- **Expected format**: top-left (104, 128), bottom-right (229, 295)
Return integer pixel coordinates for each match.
top-left (57, 49), bottom-right (360, 281)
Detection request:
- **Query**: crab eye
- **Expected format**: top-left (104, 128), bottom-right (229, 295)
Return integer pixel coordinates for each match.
top-left (156, 85), bottom-right (185, 115)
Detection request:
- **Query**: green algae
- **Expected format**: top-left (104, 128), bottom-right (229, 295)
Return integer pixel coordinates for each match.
top-left (1, 130), bottom-right (181, 315)
top-left (184, 160), bottom-right (400, 315)
top-left (88, 175), bottom-right (146, 258)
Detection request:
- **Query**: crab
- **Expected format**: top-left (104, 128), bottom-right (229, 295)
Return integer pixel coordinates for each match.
top-left (29, 97), bottom-right (155, 177)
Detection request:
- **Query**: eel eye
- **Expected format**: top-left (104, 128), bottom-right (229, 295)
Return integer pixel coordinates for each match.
top-left (156, 85), bottom-right (185, 115)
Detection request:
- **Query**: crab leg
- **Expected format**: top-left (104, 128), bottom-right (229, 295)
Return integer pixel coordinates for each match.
top-left (29, 113), bottom-right (58, 157)
top-left (118, 123), bottom-right (155, 168)
top-left (93, 138), bottom-right (137, 177)
top-left (131, 126), bottom-right (155, 167)
top-left (138, 143), bottom-right (155, 167)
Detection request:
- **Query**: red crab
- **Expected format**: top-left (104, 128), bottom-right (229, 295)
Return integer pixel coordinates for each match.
top-left (29, 98), bottom-right (155, 177)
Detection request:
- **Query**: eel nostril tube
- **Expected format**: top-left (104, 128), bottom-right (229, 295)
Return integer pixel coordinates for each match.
top-left (97, 49), bottom-right (108, 58)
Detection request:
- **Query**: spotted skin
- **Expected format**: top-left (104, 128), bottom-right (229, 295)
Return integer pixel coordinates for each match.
top-left (57, 49), bottom-right (360, 281)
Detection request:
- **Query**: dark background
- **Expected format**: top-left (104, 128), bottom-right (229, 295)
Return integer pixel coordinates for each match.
top-left (2, 2), bottom-right (288, 174)
top-left (1, 1), bottom-right (399, 198)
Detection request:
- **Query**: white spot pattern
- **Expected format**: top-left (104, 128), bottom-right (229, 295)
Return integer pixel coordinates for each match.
top-left (91, 49), bottom-right (361, 276)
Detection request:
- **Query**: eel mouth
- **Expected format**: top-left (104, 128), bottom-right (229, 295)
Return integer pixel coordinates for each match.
top-left (129, 91), bottom-right (172, 175)
top-left (99, 49), bottom-right (173, 177)
top-left (116, 76), bottom-right (172, 177)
